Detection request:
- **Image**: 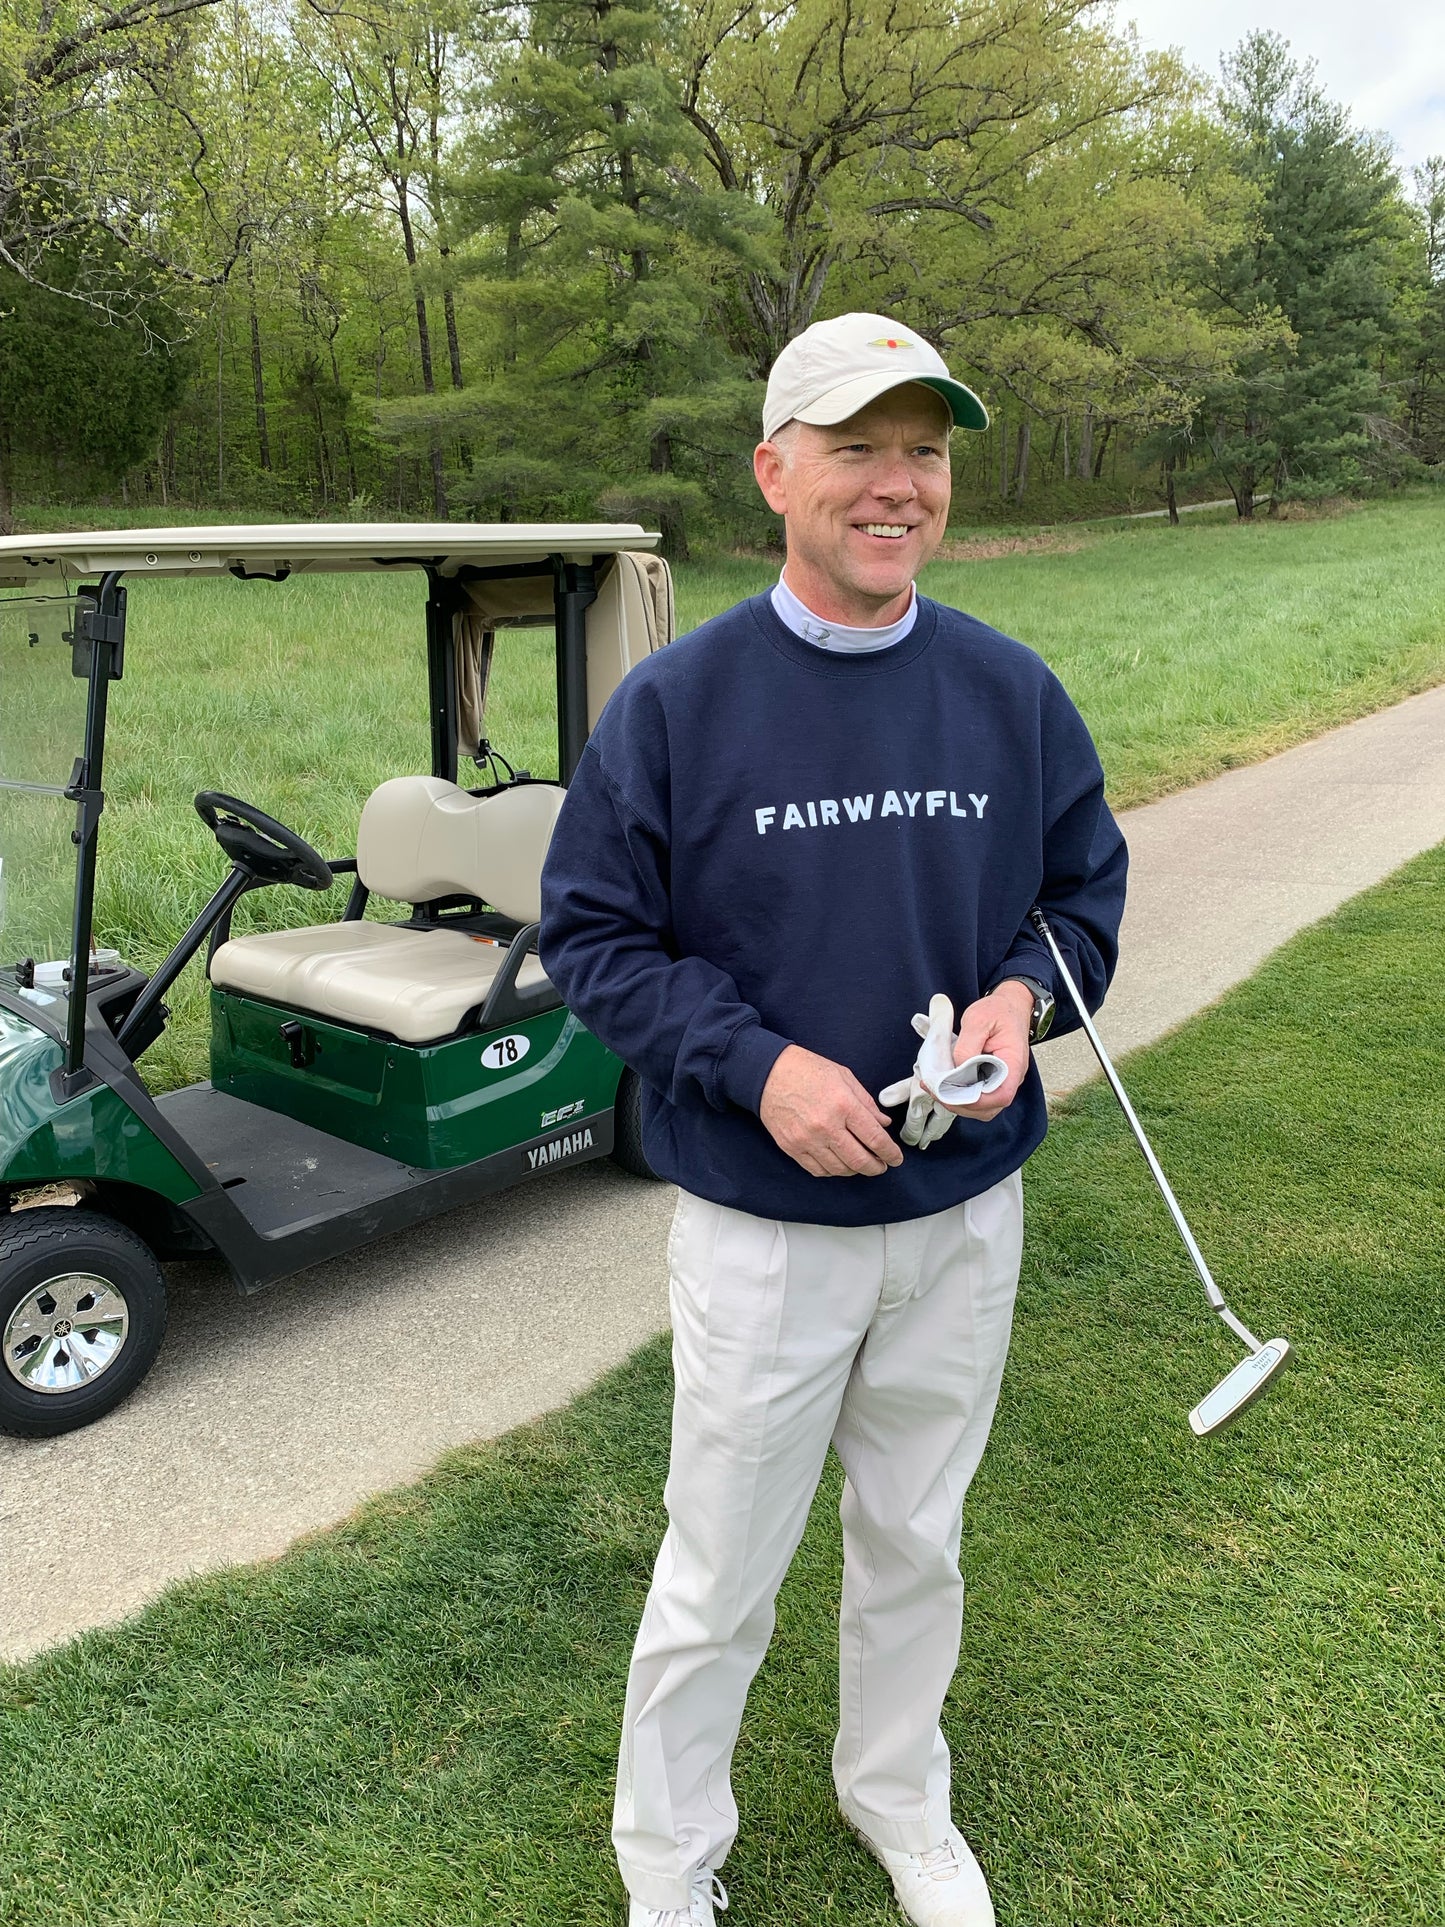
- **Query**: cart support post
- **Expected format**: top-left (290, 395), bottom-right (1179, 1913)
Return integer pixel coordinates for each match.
top-left (553, 558), bottom-right (598, 784)
top-left (425, 572), bottom-right (462, 786)
top-left (60, 571), bottom-right (126, 1095)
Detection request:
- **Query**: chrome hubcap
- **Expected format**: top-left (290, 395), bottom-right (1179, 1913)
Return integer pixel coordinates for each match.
top-left (3, 1271), bottom-right (130, 1394)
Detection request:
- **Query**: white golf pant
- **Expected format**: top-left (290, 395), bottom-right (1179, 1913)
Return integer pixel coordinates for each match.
top-left (614, 1170), bottom-right (1025, 1913)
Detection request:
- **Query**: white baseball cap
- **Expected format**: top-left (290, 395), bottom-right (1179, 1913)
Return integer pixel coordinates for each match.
top-left (762, 312), bottom-right (989, 441)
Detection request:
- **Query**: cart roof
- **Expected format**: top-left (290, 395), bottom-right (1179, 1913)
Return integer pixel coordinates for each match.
top-left (0, 522), bottom-right (660, 584)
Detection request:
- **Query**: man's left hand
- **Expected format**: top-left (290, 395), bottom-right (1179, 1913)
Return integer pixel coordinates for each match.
top-left (946, 982), bottom-right (1034, 1122)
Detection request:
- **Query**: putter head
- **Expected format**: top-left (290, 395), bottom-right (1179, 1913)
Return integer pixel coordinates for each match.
top-left (1189, 1338), bottom-right (1292, 1438)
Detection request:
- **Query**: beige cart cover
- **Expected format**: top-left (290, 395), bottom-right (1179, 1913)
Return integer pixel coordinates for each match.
top-left (455, 550), bottom-right (674, 760)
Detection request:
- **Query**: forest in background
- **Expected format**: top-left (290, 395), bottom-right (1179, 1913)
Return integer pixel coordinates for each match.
top-left (1, 0), bottom-right (1442, 551)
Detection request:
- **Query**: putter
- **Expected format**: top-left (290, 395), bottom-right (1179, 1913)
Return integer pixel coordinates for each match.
top-left (1028, 907), bottom-right (1291, 1436)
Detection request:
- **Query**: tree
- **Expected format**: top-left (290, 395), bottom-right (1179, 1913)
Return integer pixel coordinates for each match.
top-left (667, 0), bottom-right (1270, 513)
top-left (0, 0), bottom-right (227, 317)
top-left (1199, 32), bottom-right (1410, 516)
top-left (297, 0), bottom-right (484, 513)
top-left (0, 265), bottom-right (186, 531)
top-left (1402, 157), bottom-right (1445, 464)
top-left (410, 0), bottom-right (770, 552)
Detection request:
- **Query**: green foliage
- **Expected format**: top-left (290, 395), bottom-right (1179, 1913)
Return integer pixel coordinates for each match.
top-left (1400, 157), bottom-right (1445, 464)
top-left (0, 266), bottom-right (187, 531)
top-left (1197, 34), bottom-right (1416, 515)
top-left (0, 0), bottom-right (225, 308)
top-left (389, 0), bottom-right (772, 553)
top-left (6, 3), bottom-right (1439, 540)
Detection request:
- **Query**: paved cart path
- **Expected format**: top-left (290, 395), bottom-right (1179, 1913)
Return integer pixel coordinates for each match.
top-left (5, 682), bottom-right (1445, 1664)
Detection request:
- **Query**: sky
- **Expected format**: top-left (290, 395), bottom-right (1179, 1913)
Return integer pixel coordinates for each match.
top-left (1116, 0), bottom-right (1444, 177)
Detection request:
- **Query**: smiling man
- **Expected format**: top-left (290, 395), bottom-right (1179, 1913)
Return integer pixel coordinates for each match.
top-left (540, 313), bottom-right (1128, 1926)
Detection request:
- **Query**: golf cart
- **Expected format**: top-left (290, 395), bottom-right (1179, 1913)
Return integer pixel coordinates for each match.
top-left (0, 523), bottom-right (673, 1438)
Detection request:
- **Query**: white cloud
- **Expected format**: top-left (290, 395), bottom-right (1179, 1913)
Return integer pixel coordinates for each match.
top-left (1114, 0), bottom-right (1444, 175)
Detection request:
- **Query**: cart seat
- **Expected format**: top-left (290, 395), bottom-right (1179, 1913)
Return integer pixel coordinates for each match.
top-left (209, 921), bottom-right (550, 1043)
top-left (210, 777), bottom-right (564, 1045)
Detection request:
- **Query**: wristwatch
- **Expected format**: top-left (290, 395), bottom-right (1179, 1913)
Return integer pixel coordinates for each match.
top-left (993, 973), bottom-right (1056, 1043)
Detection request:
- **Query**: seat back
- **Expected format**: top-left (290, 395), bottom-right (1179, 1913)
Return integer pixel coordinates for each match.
top-left (357, 776), bottom-right (565, 922)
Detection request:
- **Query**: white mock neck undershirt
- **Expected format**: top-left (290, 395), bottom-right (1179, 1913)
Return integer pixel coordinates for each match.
top-left (770, 571), bottom-right (918, 653)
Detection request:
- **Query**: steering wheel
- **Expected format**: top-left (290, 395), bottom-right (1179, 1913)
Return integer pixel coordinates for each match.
top-left (194, 792), bottom-right (334, 891)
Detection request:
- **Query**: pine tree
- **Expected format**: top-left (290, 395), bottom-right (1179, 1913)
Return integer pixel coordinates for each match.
top-left (1201, 33), bottom-right (1410, 516)
top-left (406, 0), bottom-right (769, 553)
top-left (0, 266), bottom-right (187, 532)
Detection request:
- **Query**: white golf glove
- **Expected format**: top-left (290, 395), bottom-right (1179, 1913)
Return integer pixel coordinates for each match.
top-left (879, 994), bottom-right (1009, 1149)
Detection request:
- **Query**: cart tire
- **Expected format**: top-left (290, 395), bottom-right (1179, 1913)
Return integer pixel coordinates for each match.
top-left (609, 1069), bottom-right (658, 1180)
top-left (0, 1208), bottom-right (168, 1439)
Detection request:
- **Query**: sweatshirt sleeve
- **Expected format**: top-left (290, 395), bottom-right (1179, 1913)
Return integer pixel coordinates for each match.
top-left (989, 669), bottom-right (1128, 1034)
top-left (539, 738), bottom-right (793, 1114)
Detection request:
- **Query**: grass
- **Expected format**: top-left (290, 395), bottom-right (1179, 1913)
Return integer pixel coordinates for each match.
top-left (3, 843), bottom-right (1444, 1925)
top-left (2, 489), bottom-right (1443, 1093)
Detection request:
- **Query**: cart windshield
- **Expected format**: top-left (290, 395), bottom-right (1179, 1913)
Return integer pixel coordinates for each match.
top-left (0, 590), bottom-right (85, 980)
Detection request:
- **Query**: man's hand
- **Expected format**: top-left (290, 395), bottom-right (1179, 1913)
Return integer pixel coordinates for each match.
top-left (946, 983), bottom-right (1034, 1122)
top-left (760, 1044), bottom-right (905, 1178)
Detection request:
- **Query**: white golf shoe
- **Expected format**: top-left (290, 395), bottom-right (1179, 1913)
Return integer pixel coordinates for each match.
top-left (628, 1869), bottom-right (727, 1926)
top-left (858, 1822), bottom-right (995, 1927)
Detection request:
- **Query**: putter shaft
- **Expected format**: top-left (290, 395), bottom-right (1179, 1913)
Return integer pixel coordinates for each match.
top-left (1028, 906), bottom-right (1261, 1353)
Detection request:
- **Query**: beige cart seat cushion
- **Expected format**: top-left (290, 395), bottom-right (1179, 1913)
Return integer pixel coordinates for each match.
top-left (209, 777), bottom-right (562, 1043)
top-left (356, 775), bottom-right (564, 921)
top-left (210, 921), bottom-right (549, 1044)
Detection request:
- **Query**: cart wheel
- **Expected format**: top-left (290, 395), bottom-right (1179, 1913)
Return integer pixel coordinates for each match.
top-left (609, 1069), bottom-right (658, 1180)
top-left (0, 1208), bottom-right (168, 1439)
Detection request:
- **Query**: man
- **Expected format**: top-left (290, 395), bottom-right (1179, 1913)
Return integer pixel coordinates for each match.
top-left (539, 312), bottom-right (1127, 1927)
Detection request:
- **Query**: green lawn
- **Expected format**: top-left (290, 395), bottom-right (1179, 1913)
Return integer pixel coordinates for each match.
top-left (3, 846), bottom-right (1443, 1926)
top-left (13, 488), bottom-right (1427, 1094)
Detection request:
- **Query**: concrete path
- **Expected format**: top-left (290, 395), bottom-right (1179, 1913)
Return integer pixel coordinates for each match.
top-left (1038, 684), bottom-right (1445, 1095)
top-left (1108, 497), bottom-right (1238, 522)
top-left (5, 683), bottom-right (1445, 1665)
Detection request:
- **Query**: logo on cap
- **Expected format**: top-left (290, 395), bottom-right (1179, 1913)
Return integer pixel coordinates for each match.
top-left (868, 336), bottom-right (915, 349)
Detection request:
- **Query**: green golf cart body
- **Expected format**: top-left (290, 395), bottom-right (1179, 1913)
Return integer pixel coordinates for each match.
top-left (0, 523), bottom-right (671, 1436)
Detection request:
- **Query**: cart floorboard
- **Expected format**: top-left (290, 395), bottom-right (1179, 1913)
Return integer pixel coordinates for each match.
top-left (157, 1086), bottom-right (422, 1239)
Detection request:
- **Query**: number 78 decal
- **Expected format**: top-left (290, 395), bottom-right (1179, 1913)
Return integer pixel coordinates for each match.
top-left (480, 1033), bottom-right (531, 1070)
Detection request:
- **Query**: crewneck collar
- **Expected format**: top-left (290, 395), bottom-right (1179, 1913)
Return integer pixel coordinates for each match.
top-left (748, 589), bottom-right (938, 677)
top-left (771, 571), bottom-right (918, 653)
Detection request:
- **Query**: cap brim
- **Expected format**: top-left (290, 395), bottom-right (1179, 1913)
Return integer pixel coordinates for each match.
top-left (789, 370), bottom-right (989, 434)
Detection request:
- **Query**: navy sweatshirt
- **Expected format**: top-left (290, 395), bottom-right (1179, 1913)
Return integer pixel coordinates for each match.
top-left (539, 591), bottom-right (1127, 1227)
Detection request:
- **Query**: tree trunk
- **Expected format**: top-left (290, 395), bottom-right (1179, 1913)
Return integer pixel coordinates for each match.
top-left (1268, 455), bottom-right (1286, 515)
top-left (1047, 418), bottom-right (1061, 476)
top-left (1164, 456), bottom-right (1179, 526)
top-left (1092, 421), bottom-right (1111, 480)
top-left (0, 417), bottom-right (14, 537)
top-left (998, 414), bottom-right (1010, 501)
top-left (1013, 420), bottom-right (1031, 501)
top-left (313, 393), bottom-right (332, 507)
top-left (397, 189), bottom-right (448, 517)
top-left (1237, 465), bottom-right (1256, 519)
top-left (248, 306), bottom-right (271, 472)
top-left (442, 274), bottom-right (471, 472)
top-left (1077, 404), bottom-right (1094, 480)
top-left (215, 305), bottom-right (226, 503)
top-left (650, 428), bottom-right (687, 559)
top-left (503, 219), bottom-right (522, 367)
top-left (443, 273), bottom-right (463, 391)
